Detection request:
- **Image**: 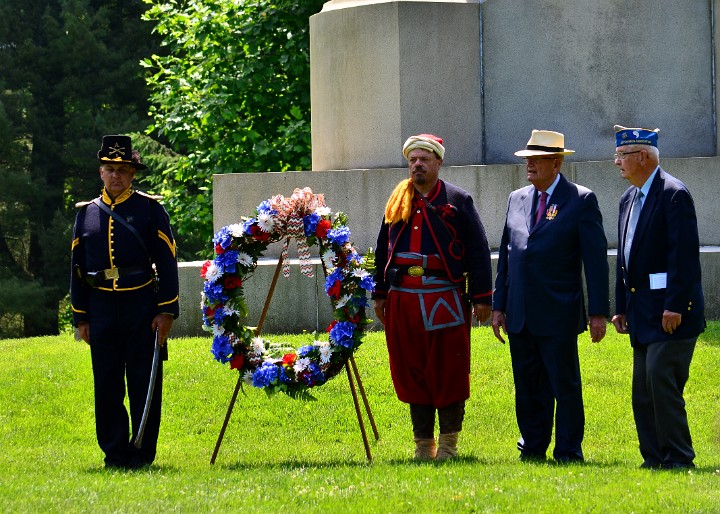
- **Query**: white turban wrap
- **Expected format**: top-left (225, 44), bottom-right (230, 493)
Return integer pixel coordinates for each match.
top-left (402, 134), bottom-right (445, 160)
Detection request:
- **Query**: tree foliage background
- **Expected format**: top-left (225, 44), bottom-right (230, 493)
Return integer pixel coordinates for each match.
top-left (0, 0), bottom-right (324, 337)
top-left (140, 0), bottom-right (324, 262)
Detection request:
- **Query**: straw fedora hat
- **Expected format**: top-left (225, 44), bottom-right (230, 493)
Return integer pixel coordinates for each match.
top-left (514, 130), bottom-right (575, 157)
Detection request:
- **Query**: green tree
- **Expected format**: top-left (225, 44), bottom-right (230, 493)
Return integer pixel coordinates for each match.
top-left (0, 0), bottom-right (160, 336)
top-left (142, 0), bottom-right (325, 257)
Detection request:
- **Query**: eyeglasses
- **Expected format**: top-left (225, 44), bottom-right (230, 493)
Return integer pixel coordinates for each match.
top-left (613, 150), bottom-right (642, 160)
top-left (523, 156), bottom-right (557, 163)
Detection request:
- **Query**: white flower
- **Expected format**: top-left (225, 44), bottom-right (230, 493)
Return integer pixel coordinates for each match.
top-left (237, 252), bottom-right (254, 268)
top-left (257, 212), bottom-right (275, 233)
top-left (336, 294), bottom-right (352, 309)
top-left (242, 370), bottom-right (254, 385)
top-left (316, 206), bottom-right (331, 216)
top-left (318, 342), bottom-right (332, 364)
top-left (251, 337), bottom-right (266, 355)
top-left (212, 324), bottom-right (225, 337)
top-left (223, 302), bottom-right (240, 317)
top-left (294, 357), bottom-right (311, 374)
top-left (228, 223), bottom-right (245, 237)
top-left (204, 262), bottom-right (223, 282)
top-left (352, 268), bottom-right (370, 279)
top-left (322, 249), bottom-right (336, 270)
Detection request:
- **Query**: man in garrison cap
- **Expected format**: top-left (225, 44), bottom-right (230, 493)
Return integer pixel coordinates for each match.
top-left (611, 125), bottom-right (705, 469)
top-left (372, 134), bottom-right (493, 461)
top-left (492, 129), bottom-right (609, 464)
top-left (70, 135), bottom-right (179, 469)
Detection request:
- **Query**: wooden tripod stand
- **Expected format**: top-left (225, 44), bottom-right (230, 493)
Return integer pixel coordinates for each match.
top-left (210, 255), bottom-right (379, 464)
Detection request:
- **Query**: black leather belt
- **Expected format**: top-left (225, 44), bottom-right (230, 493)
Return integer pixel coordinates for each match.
top-left (84, 265), bottom-right (152, 287)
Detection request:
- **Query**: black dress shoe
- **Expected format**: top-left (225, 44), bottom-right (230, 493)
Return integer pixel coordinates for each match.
top-left (519, 452), bottom-right (547, 462)
top-left (555, 454), bottom-right (584, 464)
top-left (639, 460), bottom-right (661, 470)
top-left (661, 462), bottom-right (695, 470)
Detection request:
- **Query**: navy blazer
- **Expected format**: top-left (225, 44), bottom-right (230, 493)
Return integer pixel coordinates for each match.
top-left (615, 167), bottom-right (705, 345)
top-left (493, 173), bottom-right (609, 336)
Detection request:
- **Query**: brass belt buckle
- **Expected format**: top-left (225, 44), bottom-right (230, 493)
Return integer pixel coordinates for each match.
top-left (104, 267), bottom-right (120, 280)
top-left (407, 265), bottom-right (424, 277)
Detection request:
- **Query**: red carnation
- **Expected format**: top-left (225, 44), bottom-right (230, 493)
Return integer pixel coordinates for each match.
top-left (326, 319), bottom-right (338, 333)
top-left (224, 276), bottom-right (243, 289)
top-left (328, 280), bottom-right (342, 299)
top-left (316, 219), bottom-right (332, 238)
top-left (205, 306), bottom-right (217, 318)
top-left (250, 224), bottom-right (271, 242)
top-left (215, 243), bottom-right (224, 255)
top-left (282, 353), bottom-right (297, 365)
top-left (200, 260), bottom-right (212, 278)
top-left (230, 353), bottom-right (245, 370)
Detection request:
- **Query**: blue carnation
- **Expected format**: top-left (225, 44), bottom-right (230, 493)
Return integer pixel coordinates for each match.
top-left (359, 275), bottom-right (375, 291)
top-left (242, 218), bottom-right (256, 235)
top-left (325, 268), bottom-right (344, 293)
top-left (330, 321), bottom-right (356, 348)
top-left (256, 200), bottom-right (276, 215)
top-left (303, 212), bottom-right (320, 237)
top-left (211, 334), bottom-right (233, 364)
top-left (327, 226), bottom-right (351, 245)
top-left (252, 362), bottom-right (280, 388)
top-left (213, 227), bottom-right (233, 250)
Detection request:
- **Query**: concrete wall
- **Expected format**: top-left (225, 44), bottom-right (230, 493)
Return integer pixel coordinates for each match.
top-left (310, 0), bottom-right (717, 169)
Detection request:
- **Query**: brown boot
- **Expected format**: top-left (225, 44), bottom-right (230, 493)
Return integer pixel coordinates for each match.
top-left (414, 438), bottom-right (437, 461)
top-left (435, 432), bottom-right (459, 461)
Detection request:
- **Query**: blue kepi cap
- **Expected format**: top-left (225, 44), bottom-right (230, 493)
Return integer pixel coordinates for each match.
top-left (614, 125), bottom-right (659, 147)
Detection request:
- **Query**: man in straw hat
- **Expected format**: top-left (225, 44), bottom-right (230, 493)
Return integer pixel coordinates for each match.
top-left (611, 125), bottom-right (704, 469)
top-left (70, 135), bottom-right (179, 469)
top-left (492, 129), bottom-right (608, 463)
top-left (372, 134), bottom-right (492, 461)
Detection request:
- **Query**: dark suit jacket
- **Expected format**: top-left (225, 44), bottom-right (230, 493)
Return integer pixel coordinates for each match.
top-left (615, 167), bottom-right (705, 345)
top-left (493, 173), bottom-right (609, 336)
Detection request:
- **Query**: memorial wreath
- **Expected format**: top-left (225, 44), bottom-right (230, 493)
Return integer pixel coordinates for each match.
top-left (201, 188), bottom-right (375, 399)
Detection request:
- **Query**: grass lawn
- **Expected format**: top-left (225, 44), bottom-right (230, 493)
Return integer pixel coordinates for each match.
top-left (1, 323), bottom-right (719, 513)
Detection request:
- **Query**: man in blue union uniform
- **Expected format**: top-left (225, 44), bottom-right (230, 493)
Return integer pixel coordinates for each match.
top-left (70, 135), bottom-right (179, 469)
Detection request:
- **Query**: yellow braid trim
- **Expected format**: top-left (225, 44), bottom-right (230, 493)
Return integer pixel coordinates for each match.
top-left (384, 179), bottom-right (415, 224)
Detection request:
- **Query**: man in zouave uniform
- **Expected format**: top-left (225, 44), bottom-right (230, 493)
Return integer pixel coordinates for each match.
top-left (70, 135), bottom-right (179, 469)
top-left (373, 134), bottom-right (493, 461)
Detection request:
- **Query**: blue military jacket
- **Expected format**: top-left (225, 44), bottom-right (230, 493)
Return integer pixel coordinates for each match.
top-left (70, 187), bottom-right (180, 325)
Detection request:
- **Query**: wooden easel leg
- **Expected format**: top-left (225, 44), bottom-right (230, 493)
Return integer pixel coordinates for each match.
top-left (350, 355), bottom-right (379, 441)
top-left (346, 360), bottom-right (372, 461)
top-left (210, 374), bottom-right (243, 464)
top-left (210, 255), bottom-right (285, 465)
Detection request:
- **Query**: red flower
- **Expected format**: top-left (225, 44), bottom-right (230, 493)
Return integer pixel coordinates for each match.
top-left (200, 260), bottom-right (212, 278)
top-left (326, 319), bottom-right (338, 333)
top-left (316, 219), bottom-right (332, 238)
top-left (282, 353), bottom-right (297, 365)
top-left (205, 306), bottom-right (217, 318)
top-left (328, 280), bottom-right (342, 299)
top-left (215, 243), bottom-right (224, 254)
top-left (343, 308), bottom-right (361, 324)
top-left (224, 276), bottom-right (243, 289)
top-left (250, 224), bottom-right (271, 242)
top-left (230, 353), bottom-right (245, 370)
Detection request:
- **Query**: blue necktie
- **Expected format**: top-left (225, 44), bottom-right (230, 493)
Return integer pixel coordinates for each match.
top-left (624, 190), bottom-right (644, 267)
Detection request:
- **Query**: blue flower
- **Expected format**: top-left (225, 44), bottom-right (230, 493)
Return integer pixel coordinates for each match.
top-left (359, 275), bottom-right (375, 291)
top-left (256, 200), bottom-right (276, 215)
top-left (252, 362), bottom-right (280, 387)
top-left (298, 345), bottom-right (315, 358)
top-left (204, 281), bottom-right (228, 303)
top-left (213, 227), bottom-right (233, 250)
top-left (213, 306), bottom-right (227, 325)
top-left (325, 268), bottom-right (344, 293)
top-left (211, 334), bottom-right (233, 363)
top-left (216, 249), bottom-right (239, 274)
top-left (330, 321), bottom-right (356, 348)
top-left (242, 218), bottom-right (256, 235)
top-left (352, 294), bottom-right (369, 308)
top-left (301, 362), bottom-right (326, 387)
top-left (327, 226), bottom-right (351, 245)
top-left (303, 212), bottom-right (320, 237)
